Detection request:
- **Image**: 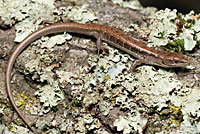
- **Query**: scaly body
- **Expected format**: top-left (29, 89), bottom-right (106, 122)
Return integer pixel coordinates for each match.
top-left (6, 22), bottom-right (190, 131)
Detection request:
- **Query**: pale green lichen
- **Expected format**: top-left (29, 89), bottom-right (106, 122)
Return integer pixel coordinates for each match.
top-left (46, 129), bottom-right (59, 134)
top-left (35, 120), bottom-right (48, 130)
top-left (82, 94), bottom-right (99, 107)
top-left (80, 42), bottom-right (199, 133)
top-left (59, 119), bottom-right (68, 131)
top-left (141, 8), bottom-right (177, 47)
top-left (179, 15), bottom-right (200, 51)
top-left (114, 113), bottom-right (147, 134)
top-left (107, 62), bottom-right (127, 79)
top-left (111, 0), bottom-right (142, 10)
top-left (0, 0), bottom-right (30, 25)
top-left (12, 0), bottom-right (58, 42)
top-left (177, 115), bottom-right (200, 134)
top-left (59, 119), bottom-right (75, 133)
top-left (35, 81), bottom-right (64, 108)
top-left (157, 114), bottom-right (200, 134)
top-left (72, 114), bottom-right (100, 133)
top-left (56, 71), bottom-right (77, 84)
top-left (2, 0), bottom-right (199, 133)
top-left (40, 34), bottom-right (72, 49)
top-left (84, 114), bottom-right (100, 130)
top-left (15, 3), bottom-right (98, 119)
top-left (137, 8), bottom-right (200, 52)
top-left (24, 33), bottom-right (71, 81)
top-left (74, 117), bottom-right (87, 133)
top-left (132, 65), bottom-right (184, 110)
top-left (94, 128), bottom-right (110, 134)
top-left (11, 125), bottom-right (30, 134)
top-left (0, 106), bottom-right (4, 114)
top-left (61, 6), bottom-right (98, 23)
top-left (29, 101), bottom-right (41, 115)
top-left (0, 124), bottom-right (6, 134)
top-left (179, 28), bottom-right (195, 51)
top-left (77, 45), bottom-right (148, 133)
top-left (99, 101), bottom-right (114, 116)
top-left (169, 87), bottom-right (200, 118)
top-left (21, 34), bottom-right (71, 114)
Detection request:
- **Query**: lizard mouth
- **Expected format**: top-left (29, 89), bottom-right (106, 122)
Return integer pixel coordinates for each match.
top-left (171, 61), bottom-right (190, 67)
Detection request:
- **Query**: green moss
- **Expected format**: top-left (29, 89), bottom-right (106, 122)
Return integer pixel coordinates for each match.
top-left (160, 39), bottom-right (185, 53)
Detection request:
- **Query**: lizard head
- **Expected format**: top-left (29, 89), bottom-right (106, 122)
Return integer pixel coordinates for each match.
top-left (157, 51), bottom-right (191, 68)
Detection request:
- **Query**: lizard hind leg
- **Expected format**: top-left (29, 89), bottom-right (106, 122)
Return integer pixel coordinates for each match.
top-left (96, 36), bottom-right (109, 55)
top-left (130, 60), bottom-right (143, 73)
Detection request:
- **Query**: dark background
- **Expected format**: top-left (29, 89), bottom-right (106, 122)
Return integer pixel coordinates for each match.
top-left (139, 0), bottom-right (200, 14)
